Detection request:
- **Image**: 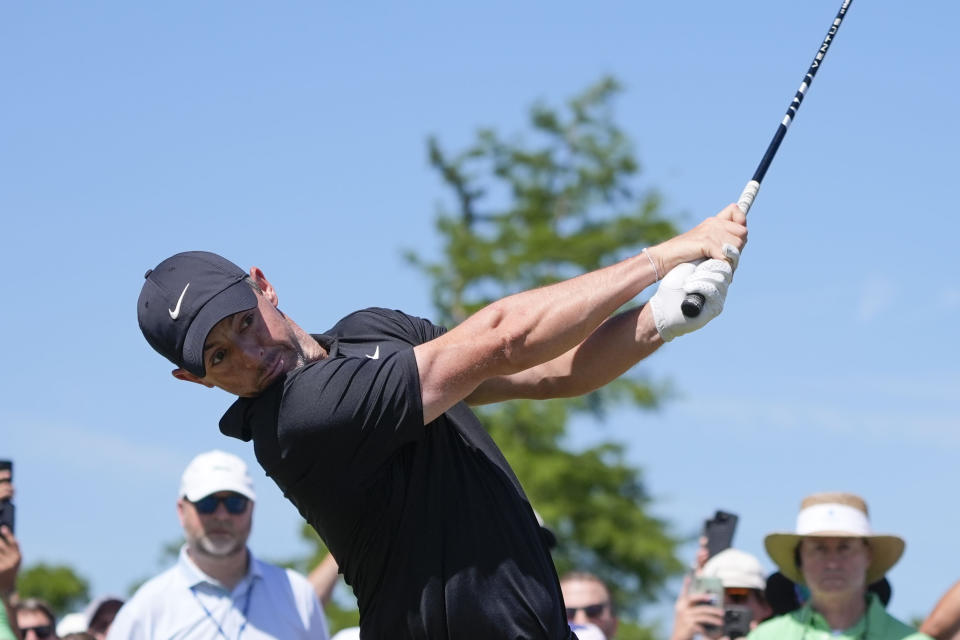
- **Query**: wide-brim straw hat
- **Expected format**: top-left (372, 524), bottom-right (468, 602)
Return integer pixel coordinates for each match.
top-left (764, 492), bottom-right (905, 585)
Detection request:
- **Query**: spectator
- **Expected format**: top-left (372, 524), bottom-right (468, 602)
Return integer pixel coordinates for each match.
top-left (748, 492), bottom-right (929, 640)
top-left (560, 572), bottom-right (618, 639)
top-left (107, 450), bottom-right (329, 639)
top-left (702, 549), bottom-right (773, 630)
top-left (82, 597), bottom-right (123, 640)
top-left (0, 465), bottom-right (19, 640)
top-left (0, 530), bottom-right (17, 640)
top-left (57, 595), bottom-right (124, 639)
top-left (671, 548), bottom-right (773, 640)
top-left (920, 581), bottom-right (960, 640)
top-left (14, 599), bottom-right (58, 640)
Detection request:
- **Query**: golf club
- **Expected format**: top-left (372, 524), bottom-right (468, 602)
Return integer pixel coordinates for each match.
top-left (681, 0), bottom-right (853, 317)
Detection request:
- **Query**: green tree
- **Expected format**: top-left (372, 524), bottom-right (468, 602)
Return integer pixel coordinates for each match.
top-left (16, 563), bottom-right (89, 618)
top-left (408, 76), bottom-right (685, 634)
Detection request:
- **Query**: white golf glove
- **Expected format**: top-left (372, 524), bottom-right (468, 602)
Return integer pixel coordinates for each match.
top-left (648, 244), bottom-right (739, 342)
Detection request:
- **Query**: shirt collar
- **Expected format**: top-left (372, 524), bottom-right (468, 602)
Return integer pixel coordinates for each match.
top-left (801, 592), bottom-right (881, 635)
top-left (176, 545), bottom-right (263, 591)
top-left (219, 333), bottom-right (337, 442)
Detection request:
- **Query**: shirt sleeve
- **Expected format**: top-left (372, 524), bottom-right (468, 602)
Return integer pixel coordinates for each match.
top-left (104, 600), bottom-right (147, 640)
top-left (0, 600), bottom-right (16, 640)
top-left (287, 569), bottom-right (330, 640)
top-left (279, 345), bottom-right (424, 479)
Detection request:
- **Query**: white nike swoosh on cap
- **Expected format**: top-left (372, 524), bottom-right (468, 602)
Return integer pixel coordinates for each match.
top-left (365, 346), bottom-right (380, 360)
top-left (169, 283), bottom-right (190, 320)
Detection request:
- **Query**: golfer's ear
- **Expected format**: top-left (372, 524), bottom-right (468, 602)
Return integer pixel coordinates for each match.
top-left (249, 266), bottom-right (278, 307)
top-left (172, 368), bottom-right (214, 388)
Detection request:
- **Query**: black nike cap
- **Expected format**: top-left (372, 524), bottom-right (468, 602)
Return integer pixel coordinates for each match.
top-left (137, 251), bottom-right (258, 378)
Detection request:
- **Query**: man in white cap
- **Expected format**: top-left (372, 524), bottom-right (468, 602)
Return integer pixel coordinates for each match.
top-left (671, 548), bottom-right (773, 640)
top-left (107, 450), bottom-right (329, 639)
top-left (748, 492), bottom-right (929, 640)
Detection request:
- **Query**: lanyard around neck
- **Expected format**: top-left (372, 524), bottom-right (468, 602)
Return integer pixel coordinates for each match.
top-left (190, 579), bottom-right (256, 640)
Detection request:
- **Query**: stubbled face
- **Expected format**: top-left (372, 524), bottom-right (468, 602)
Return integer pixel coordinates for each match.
top-left (561, 578), bottom-right (617, 639)
top-left (199, 292), bottom-right (307, 397)
top-left (178, 491), bottom-right (253, 558)
top-left (799, 537), bottom-right (871, 602)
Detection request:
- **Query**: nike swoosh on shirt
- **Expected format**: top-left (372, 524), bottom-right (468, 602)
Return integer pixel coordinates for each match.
top-left (168, 283), bottom-right (190, 320)
top-left (365, 346), bottom-right (380, 360)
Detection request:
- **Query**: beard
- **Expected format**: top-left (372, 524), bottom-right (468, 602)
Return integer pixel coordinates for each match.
top-left (192, 529), bottom-right (247, 558)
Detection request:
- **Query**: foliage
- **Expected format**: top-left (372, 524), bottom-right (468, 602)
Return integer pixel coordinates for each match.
top-left (16, 563), bottom-right (89, 618)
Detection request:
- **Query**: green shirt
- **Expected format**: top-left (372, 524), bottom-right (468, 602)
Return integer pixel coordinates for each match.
top-left (0, 599), bottom-right (16, 640)
top-left (747, 593), bottom-right (931, 640)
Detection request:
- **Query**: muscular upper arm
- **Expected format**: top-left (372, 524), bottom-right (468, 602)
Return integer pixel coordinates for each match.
top-left (414, 326), bottom-right (505, 424)
top-left (414, 300), bottom-right (547, 423)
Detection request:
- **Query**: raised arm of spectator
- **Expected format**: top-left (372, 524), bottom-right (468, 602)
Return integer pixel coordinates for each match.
top-left (308, 553), bottom-right (339, 607)
top-left (0, 526), bottom-right (21, 640)
top-left (921, 580), bottom-right (960, 640)
top-left (417, 204), bottom-right (747, 422)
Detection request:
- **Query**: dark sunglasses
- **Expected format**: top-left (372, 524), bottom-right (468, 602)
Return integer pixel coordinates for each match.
top-left (19, 625), bottom-right (54, 639)
top-left (191, 494), bottom-right (249, 515)
top-left (565, 602), bottom-right (608, 619)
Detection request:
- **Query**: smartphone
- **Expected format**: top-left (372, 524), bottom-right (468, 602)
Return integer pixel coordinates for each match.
top-left (0, 459), bottom-right (13, 534)
top-left (703, 510), bottom-right (738, 559)
top-left (723, 605), bottom-right (753, 639)
top-left (690, 575), bottom-right (724, 606)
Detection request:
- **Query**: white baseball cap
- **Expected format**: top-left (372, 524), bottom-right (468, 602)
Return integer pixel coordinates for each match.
top-left (179, 450), bottom-right (256, 502)
top-left (702, 548), bottom-right (767, 590)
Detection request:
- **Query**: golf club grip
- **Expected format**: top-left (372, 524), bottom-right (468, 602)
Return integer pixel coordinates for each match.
top-left (680, 181), bottom-right (759, 318)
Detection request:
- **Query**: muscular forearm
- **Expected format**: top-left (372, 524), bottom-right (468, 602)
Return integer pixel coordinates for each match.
top-left (470, 252), bottom-right (657, 375)
top-left (468, 304), bottom-right (661, 404)
top-left (417, 204), bottom-right (747, 422)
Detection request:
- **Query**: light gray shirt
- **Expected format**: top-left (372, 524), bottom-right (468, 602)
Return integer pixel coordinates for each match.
top-left (107, 546), bottom-right (329, 640)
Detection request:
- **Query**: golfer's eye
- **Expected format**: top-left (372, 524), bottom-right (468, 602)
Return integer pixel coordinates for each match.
top-left (210, 349), bottom-right (227, 367)
top-left (240, 313), bottom-right (254, 330)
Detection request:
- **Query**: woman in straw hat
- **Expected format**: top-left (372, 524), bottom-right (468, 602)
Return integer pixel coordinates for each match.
top-left (748, 492), bottom-right (929, 640)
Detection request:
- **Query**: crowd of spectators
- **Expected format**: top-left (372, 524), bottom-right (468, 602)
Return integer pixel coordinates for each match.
top-left (3, 455), bottom-right (959, 640)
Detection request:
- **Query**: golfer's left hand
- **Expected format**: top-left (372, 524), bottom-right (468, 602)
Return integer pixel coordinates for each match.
top-left (649, 245), bottom-right (738, 342)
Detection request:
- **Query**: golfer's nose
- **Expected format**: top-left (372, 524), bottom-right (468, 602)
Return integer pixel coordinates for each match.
top-left (237, 338), bottom-right (263, 364)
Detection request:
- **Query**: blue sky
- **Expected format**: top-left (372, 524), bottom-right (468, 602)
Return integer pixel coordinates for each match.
top-left (2, 0), bottom-right (957, 630)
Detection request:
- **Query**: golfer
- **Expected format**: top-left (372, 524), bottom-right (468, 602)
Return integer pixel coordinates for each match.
top-left (137, 205), bottom-right (746, 639)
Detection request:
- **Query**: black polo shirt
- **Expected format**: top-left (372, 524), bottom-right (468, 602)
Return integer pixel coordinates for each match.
top-left (220, 308), bottom-right (572, 639)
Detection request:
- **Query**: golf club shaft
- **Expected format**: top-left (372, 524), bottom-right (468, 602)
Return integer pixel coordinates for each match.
top-left (680, 0), bottom-right (853, 318)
